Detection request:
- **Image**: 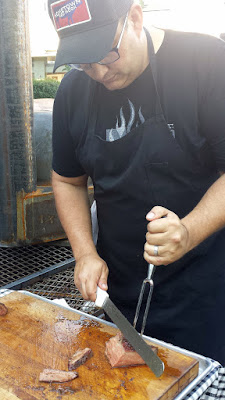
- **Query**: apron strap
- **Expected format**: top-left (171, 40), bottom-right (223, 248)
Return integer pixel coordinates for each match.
top-left (144, 28), bottom-right (158, 82)
top-left (144, 28), bottom-right (165, 117)
top-left (87, 79), bottom-right (98, 137)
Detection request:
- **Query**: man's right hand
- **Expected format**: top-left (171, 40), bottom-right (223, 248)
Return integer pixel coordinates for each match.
top-left (52, 172), bottom-right (108, 302)
top-left (74, 254), bottom-right (109, 302)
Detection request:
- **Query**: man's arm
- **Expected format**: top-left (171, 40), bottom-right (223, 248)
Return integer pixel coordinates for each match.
top-left (52, 171), bottom-right (108, 301)
top-left (144, 173), bottom-right (225, 266)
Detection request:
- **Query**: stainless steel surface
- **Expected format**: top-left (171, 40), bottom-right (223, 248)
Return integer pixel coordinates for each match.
top-left (0, 290), bottom-right (214, 400)
top-left (102, 296), bottom-right (164, 377)
top-left (149, 336), bottom-right (214, 400)
top-left (133, 263), bottom-right (156, 336)
top-left (0, 289), bottom-right (13, 298)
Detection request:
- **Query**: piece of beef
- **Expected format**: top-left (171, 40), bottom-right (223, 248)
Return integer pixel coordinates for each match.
top-left (0, 303), bottom-right (8, 316)
top-left (68, 348), bottom-right (93, 370)
top-left (39, 369), bottom-right (78, 383)
top-left (105, 332), bottom-right (158, 368)
top-left (54, 319), bottom-right (82, 343)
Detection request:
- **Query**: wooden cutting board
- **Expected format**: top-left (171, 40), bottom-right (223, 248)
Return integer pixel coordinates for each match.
top-left (0, 291), bottom-right (199, 400)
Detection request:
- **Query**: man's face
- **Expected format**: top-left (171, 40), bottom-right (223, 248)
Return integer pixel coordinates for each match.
top-left (81, 14), bottom-right (148, 91)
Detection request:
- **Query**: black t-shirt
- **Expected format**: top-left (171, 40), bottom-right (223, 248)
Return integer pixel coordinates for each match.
top-left (52, 29), bottom-right (225, 177)
top-left (94, 64), bottom-right (156, 141)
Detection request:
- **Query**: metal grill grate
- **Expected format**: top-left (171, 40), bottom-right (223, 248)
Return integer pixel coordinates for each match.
top-left (0, 243), bottom-right (100, 316)
top-left (0, 243), bottom-right (73, 287)
top-left (25, 266), bottom-right (98, 316)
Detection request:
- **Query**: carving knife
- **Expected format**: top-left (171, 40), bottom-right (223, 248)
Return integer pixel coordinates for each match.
top-left (95, 287), bottom-right (164, 377)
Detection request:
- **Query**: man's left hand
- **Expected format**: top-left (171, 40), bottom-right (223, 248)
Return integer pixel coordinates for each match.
top-left (144, 206), bottom-right (190, 266)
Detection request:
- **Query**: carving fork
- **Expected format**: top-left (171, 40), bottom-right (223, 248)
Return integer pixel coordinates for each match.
top-left (133, 263), bottom-right (156, 336)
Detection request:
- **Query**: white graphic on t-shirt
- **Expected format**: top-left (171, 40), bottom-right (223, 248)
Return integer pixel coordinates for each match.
top-left (168, 123), bottom-right (175, 138)
top-left (106, 99), bottom-right (145, 142)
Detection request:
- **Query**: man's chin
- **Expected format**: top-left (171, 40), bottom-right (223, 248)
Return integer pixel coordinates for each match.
top-left (102, 77), bottom-right (129, 91)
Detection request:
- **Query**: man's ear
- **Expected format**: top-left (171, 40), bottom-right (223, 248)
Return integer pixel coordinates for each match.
top-left (128, 3), bottom-right (143, 36)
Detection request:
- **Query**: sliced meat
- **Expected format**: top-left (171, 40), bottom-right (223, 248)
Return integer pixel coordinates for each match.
top-left (39, 368), bottom-right (78, 383)
top-left (54, 319), bottom-right (82, 343)
top-left (105, 332), bottom-right (158, 368)
top-left (0, 303), bottom-right (8, 316)
top-left (68, 348), bottom-right (93, 370)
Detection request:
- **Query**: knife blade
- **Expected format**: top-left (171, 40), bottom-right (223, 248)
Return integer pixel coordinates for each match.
top-left (95, 287), bottom-right (164, 377)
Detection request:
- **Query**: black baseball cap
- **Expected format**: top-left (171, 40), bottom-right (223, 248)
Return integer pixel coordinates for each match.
top-left (48, 0), bottom-right (133, 72)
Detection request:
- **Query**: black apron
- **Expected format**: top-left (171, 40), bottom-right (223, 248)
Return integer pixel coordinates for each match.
top-left (78, 30), bottom-right (225, 365)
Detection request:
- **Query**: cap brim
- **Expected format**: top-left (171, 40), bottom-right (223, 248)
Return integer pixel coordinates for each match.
top-left (53, 20), bottom-right (118, 72)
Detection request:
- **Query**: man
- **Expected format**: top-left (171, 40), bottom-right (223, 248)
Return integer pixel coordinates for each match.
top-left (48, 0), bottom-right (225, 365)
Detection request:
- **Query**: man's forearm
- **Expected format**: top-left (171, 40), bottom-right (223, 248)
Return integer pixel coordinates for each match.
top-left (182, 173), bottom-right (225, 252)
top-left (52, 175), bottom-right (97, 260)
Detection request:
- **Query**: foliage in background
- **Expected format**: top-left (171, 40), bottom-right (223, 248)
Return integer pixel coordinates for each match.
top-left (62, 65), bottom-right (72, 72)
top-left (33, 79), bottom-right (60, 99)
top-left (139, 0), bottom-right (145, 7)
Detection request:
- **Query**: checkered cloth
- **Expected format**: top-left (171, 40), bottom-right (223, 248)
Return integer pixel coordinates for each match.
top-left (184, 361), bottom-right (225, 400)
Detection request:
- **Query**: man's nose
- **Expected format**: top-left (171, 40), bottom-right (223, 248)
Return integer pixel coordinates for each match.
top-left (88, 63), bottom-right (109, 81)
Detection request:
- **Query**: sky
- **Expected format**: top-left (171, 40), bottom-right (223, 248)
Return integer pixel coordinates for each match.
top-left (28, 0), bottom-right (225, 57)
top-left (144, 0), bottom-right (225, 36)
top-left (28, 0), bottom-right (58, 56)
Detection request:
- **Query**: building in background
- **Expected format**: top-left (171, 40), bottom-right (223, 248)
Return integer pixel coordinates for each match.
top-left (29, 0), bottom-right (64, 81)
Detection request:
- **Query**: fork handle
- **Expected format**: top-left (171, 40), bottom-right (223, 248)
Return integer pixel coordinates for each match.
top-left (147, 263), bottom-right (156, 279)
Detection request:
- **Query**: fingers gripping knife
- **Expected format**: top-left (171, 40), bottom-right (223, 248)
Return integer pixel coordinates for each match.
top-left (95, 284), bottom-right (164, 377)
top-left (133, 263), bottom-right (156, 336)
